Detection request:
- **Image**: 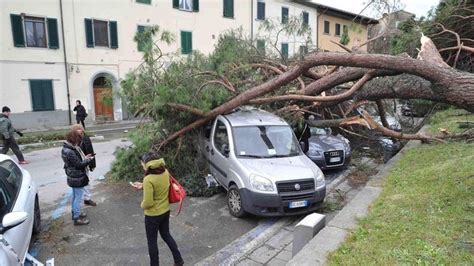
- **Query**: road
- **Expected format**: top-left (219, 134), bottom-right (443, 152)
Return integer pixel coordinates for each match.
top-left (22, 136), bottom-right (346, 265)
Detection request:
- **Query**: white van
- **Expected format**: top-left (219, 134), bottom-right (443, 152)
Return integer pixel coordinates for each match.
top-left (203, 107), bottom-right (326, 217)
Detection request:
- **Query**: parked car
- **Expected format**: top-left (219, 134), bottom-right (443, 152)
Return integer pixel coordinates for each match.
top-left (305, 127), bottom-right (351, 170)
top-left (202, 107), bottom-right (326, 217)
top-left (0, 154), bottom-right (40, 265)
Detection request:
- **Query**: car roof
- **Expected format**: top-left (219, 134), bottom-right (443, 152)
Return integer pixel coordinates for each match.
top-left (223, 107), bottom-right (289, 127)
top-left (0, 154), bottom-right (11, 162)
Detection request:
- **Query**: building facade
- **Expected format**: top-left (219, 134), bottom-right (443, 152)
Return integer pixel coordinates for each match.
top-left (1, 0), bottom-right (370, 129)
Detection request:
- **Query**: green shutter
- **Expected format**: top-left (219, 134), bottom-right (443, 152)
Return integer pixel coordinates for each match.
top-left (136, 0), bottom-right (151, 4)
top-left (109, 21), bottom-right (118, 49)
top-left (281, 43), bottom-right (288, 59)
top-left (10, 14), bottom-right (25, 47)
top-left (173, 0), bottom-right (179, 8)
top-left (282, 7), bottom-right (289, 24)
top-left (47, 18), bottom-right (59, 49)
top-left (137, 25), bottom-right (145, 52)
top-left (257, 39), bottom-right (265, 54)
top-left (30, 80), bottom-right (54, 111)
top-left (85, 18), bottom-right (94, 47)
top-left (193, 0), bottom-right (199, 11)
top-left (224, 0), bottom-right (234, 18)
top-left (181, 31), bottom-right (192, 54)
top-left (257, 2), bottom-right (265, 20)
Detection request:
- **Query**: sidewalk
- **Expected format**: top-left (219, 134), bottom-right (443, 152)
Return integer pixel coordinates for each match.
top-left (197, 137), bottom-right (422, 265)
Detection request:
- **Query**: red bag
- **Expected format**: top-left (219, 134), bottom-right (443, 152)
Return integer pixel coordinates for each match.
top-left (168, 175), bottom-right (186, 215)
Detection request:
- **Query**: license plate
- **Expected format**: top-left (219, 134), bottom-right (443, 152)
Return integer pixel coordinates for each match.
top-left (289, 200), bottom-right (307, 208)
top-left (330, 157), bottom-right (341, 163)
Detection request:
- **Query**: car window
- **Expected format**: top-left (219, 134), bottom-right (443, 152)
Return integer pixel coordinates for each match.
top-left (0, 160), bottom-right (22, 221)
top-left (213, 120), bottom-right (229, 155)
top-left (310, 127), bottom-right (331, 135)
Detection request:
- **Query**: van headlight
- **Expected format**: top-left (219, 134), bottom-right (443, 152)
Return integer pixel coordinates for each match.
top-left (315, 172), bottom-right (325, 188)
top-left (249, 174), bottom-right (274, 192)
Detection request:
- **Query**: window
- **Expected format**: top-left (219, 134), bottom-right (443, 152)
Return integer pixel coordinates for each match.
top-left (173, 0), bottom-right (199, 12)
top-left (302, 12), bottom-right (309, 27)
top-left (136, 0), bottom-right (151, 4)
top-left (281, 7), bottom-right (289, 24)
top-left (324, 20), bottom-right (330, 34)
top-left (10, 14), bottom-right (59, 49)
top-left (93, 20), bottom-right (109, 47)
top-left (223, 0), bottom-right (234, 18)
top-left (181, 31), bottom-right (192, 54)
top-left (84, 19), bottom-right (118, 49)
top-left (0, 160), bottom-right (23, 221)
top-left (137, 25), bottom-right (152, 52)
top-left (30, 80), bottom-right (55, 111)
top-left (257, 39), bottom-right (265, 54)
top-left (25, 17), bottom-right (47, 47)
top-left (257, 0), bottom-right (265, 20)
top-left (281, 43), bottom-right (288, 59)
top-left (335, 23), bottom-right (341, 36)
top-left (299, 45), bottom-right (308, 55)
top-left (213, 120), bottom-right (229, 156)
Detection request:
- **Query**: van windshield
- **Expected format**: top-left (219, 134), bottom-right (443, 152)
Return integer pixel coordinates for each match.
top-left (233, 126), bottom-right (301, 158)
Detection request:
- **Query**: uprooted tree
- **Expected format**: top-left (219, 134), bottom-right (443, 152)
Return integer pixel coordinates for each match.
top-left (110, 0), bottom-right (473, 194)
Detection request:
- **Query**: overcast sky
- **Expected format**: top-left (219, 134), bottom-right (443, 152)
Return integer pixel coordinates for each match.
top-left (312, 0), bottom-right (440, 18)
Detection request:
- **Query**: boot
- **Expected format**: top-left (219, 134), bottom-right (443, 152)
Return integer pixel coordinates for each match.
top-left (74, 217), bottom-right (90, 226)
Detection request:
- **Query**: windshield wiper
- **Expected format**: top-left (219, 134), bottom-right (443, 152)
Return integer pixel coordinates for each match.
top-left (239, 154), bottom-right (266, 158)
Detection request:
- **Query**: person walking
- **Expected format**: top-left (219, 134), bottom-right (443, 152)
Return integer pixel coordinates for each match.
top-left (71, 124), bottom-right (97, 207)
top-left (0, 106), bottom-right (29, 164)
top-left (73, 100), bottom-right (88, 129)
top-left (61, 128), bottom-right (94, 225)
top-left (132, 152), bottom-right (184, 266)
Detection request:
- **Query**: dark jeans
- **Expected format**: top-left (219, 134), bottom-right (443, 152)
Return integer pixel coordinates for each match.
top-left (76, 118), bottom-right (85, 129)
top-left (1, 137), bottom-right (24, 161)
top-left (145, 211), bottom-right (183, 266)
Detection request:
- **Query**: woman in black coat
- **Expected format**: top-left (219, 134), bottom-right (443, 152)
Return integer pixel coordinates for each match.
top-left (73, 100), bottom-right (87, 129)
top-left (61, 129), bottom-right (94, 225)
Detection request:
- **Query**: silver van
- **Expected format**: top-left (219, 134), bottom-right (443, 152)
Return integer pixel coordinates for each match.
top-left (203, 107), bottom-right (326, 217)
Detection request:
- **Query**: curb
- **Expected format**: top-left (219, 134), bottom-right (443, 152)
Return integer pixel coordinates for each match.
top-left (288, 126), bottom-right (428, 265)
top-left (196, 217), bottom-right (293, 265)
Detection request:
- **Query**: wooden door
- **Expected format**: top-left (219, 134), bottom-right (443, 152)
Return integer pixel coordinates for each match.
top-left (93, 87), bottom-right (114, 121)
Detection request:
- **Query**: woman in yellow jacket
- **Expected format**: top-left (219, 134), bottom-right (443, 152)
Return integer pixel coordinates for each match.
top-left (133, 152), bottom-right (184, 266)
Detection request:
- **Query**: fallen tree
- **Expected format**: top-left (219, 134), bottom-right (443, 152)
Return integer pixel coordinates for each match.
top-left (112, 3), bottom-right (473, 191)
top-left (157, 36), bottom-right (473, 148)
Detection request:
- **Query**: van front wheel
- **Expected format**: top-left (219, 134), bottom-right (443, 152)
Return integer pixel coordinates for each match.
top-left (227, 185), bottom-right (246, 218)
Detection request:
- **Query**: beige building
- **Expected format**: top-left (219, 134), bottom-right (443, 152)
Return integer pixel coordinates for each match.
top-left (295, 1), bottom-right (377, 52)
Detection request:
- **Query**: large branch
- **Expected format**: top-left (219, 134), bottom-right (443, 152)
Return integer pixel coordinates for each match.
top-left (250, 72), bottom-right (372, 105)
top-left (157, 61), bottom-right (316, 148)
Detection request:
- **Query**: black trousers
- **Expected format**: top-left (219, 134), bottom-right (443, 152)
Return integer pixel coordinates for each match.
top-left (145, 211), bottom-right (183, 266)
top-left (76, 118), bottom-right (85, 129)
top-left (1, 137), bottom-right (24, 161)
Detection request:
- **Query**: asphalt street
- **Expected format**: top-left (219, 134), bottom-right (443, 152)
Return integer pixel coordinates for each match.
top-left (21, 135), bottom-right (346, 265)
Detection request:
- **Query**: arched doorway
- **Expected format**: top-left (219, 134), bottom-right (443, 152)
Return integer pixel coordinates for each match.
top-left (93, 76), bottom-right (114, 121)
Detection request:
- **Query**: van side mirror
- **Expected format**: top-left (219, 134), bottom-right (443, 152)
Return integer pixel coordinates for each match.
top-left (0, 212), bottom-right (28, 234)
top-left (221, 144), bottom-right (230, 157)
top-left (299, 142), bottom-right (306, 152)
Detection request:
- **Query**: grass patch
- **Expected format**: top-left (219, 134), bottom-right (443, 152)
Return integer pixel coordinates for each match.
top-left (427, 109), bottom-right (473, 135)
top-left (16, 132), bottom-right (66, 145)
top-left (328, 110), bottom-right (474, 265)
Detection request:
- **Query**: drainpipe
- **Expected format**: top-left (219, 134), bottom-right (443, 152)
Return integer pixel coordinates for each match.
top-left (250, 0), bottom-right (254, 41)
top-left (59, 0), bottom-right (72, 125)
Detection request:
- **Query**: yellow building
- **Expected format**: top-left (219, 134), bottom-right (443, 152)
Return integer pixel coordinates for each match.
top-left (295, 1), bottom-right (378, 52)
